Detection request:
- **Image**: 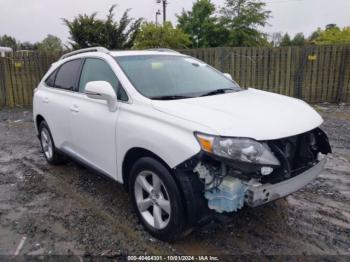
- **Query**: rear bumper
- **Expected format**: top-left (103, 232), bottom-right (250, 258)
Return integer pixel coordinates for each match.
top-left (245, 157), bottom-right (326, 207)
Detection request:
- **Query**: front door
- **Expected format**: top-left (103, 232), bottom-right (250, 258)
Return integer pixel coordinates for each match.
top-left (69, 58), bottom-right (122, 177)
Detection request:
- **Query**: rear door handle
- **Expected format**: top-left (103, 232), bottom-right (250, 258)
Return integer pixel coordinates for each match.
top-left (42, 97), bottom-right (49, 103)
top-left (70, 105), bottom-right (79, 113)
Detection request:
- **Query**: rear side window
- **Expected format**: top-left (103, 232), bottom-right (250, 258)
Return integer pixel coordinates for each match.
top-left (54, 59), bottom-right (82, 90)
top-left (79, 58), bottom-right (128, 101)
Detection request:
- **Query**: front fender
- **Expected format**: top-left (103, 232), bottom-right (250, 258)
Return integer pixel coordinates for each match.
top-left (116, 103), bottom-right (214, 183)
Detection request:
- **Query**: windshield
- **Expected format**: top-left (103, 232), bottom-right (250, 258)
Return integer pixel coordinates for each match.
top-left (115, 55), bottom-right (241, 100)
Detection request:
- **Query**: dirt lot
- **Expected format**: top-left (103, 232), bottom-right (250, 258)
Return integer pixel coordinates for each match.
top-left (0, 105), bottom-right (349, 258)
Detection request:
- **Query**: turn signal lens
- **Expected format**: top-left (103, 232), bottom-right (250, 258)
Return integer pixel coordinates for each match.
top-left (196, 134), bottom-right (214, 153)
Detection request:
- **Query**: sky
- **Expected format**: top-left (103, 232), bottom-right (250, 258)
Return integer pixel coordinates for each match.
top-left (0, 0), bottom-right (349, 44)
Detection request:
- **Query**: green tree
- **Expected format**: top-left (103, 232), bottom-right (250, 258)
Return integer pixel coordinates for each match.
top-left (325, 23), bottom-right (339, 31)
top-left (63, 5), bottom-right (142, 50)
top-left (133, 22), bottom-right (191, 49)
top-left (280, 33), bottom-right (291, 46)
top-left (291, 33), bottom-right (306, 46)
top-left (309, 28), bottom-right (321, 43)
top-left (220, 0), bottom-right (271, 46)
top-left (314, 26), bottom-right (350, 45)
top-left (0, 35), bottom-right (18, 50)
top-left (19, 41), bottom-right (37, 50)
top-left (36, 35), bottom-right (63, 52)
top-left (177, 0), bottom-right (228, 47)
top-left (270, 32), bottom-right (282, 47)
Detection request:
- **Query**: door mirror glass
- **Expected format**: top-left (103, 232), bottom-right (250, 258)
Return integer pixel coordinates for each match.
top-left (85, 81), bottom-right (118, 112)
top-left (223, 73), bottom-right (232, 80)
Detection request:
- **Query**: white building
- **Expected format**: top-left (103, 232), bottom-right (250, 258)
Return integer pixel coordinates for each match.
top-left (0, 46), bottom-right (13, 57)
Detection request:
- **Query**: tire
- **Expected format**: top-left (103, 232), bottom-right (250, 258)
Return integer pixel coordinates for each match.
top-left (129, 157), bottom-right (186, 241)
top-left (39, 121), bottom-right (65, 165)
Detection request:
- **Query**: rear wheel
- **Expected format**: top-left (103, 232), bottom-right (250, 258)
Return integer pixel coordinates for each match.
top-left (39, 121), bottom-right (65, 165)
top-left (129, 157), bottom-right (186, 241)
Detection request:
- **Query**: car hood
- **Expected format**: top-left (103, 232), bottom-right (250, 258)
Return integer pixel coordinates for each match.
top-left (151, 88), bottom-right (323, 141)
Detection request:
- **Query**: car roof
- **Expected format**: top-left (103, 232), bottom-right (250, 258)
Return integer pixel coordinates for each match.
top-left (110, 50), bottom-right (184, 57)
top-left (56, 49), bottom-right (186, 66)
top-left (58, 47), bottom-right (185, 62)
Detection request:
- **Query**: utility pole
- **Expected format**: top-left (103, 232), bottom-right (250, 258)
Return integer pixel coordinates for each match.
top-left (156, 0), bottom-right (167, 25)
top-left (162, 0), bottom-right (167, 24)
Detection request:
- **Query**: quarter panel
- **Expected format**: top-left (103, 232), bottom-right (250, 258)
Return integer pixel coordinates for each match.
top-left (35, 86), bottom-right (75, 149)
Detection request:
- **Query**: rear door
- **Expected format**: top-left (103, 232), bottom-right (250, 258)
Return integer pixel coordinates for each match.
top-left (68, 57), bottom-right (127, 177)
top-left (39, 59), bottom-right (83, 151)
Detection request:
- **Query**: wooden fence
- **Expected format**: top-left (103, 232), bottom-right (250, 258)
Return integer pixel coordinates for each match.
top-left (0, 52), bottom-right (62, 107)
top-left (181, 45), bottom-right (350, 104)
top-left (1, 45), bottom-right (350, 107)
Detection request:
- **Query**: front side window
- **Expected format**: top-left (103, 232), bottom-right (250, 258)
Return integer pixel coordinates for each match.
top-left (54, 59), bottom-right (82, 90)
top-left (79, 58), bottom-right (128, 101)
top-left (115, 55), bottom-right (241, 99)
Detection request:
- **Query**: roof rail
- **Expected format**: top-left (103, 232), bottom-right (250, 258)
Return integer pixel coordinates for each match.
top-left (60, 47), bottom-right (110, 60)
top-left (147, 48), bottom-right (180, 53)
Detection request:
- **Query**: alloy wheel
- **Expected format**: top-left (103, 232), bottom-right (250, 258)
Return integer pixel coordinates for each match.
top-left (134, 170), bottom-right (171, 230)
top-left (41, 128), bottom-right (53, 160)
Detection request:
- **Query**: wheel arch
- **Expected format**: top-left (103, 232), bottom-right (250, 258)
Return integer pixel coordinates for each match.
top-left (122, 147), bottom-right (173, 192)
top-left (35, 114), bottom-right (46, 134)
top-left (122, 147), bottom-right (212, 232)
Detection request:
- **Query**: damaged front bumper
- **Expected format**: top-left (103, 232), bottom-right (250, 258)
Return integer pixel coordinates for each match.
top-left (245, 157), bottom-right (326, 207)
top-left (175, 128), bottom-right (331, 219)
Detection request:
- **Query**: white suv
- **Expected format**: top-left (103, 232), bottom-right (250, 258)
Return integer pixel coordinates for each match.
top-left (33, 47), bottom-right (331, 241)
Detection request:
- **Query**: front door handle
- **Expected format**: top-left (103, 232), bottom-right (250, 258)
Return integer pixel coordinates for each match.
top-left (42, 97), bottom-right (49, 103)
top-left (70, 105), bottom-right (79, 113)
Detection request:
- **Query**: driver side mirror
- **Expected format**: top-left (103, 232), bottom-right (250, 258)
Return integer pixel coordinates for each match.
top-left (223, 73), bottom-right (233, 80)
top-left (85, 81), bottom-right (118, 112)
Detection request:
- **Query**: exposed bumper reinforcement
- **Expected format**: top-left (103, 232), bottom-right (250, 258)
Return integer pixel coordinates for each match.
top-left (245, 158), bottom-right (327, 207)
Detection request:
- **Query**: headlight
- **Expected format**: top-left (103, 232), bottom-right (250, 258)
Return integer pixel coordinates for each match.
top-left (195, 133), bottom-right (280, 166)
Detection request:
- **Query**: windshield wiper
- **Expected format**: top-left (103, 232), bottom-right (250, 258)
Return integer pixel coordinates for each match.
top-left (200, 88), bottom-right (235, 97)
top-left (151, 88), bottom-right (235, 100)
top-left (150, 95), bottom-right (192, 100)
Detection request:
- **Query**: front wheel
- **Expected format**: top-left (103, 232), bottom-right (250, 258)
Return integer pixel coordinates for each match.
top-left (129, 157), bottom-right (187, 241)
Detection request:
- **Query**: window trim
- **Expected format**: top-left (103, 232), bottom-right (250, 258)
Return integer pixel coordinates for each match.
top-left (78, 56), bottom-right (130, 103)
top-left (74, 57), bottom-right (86, 94)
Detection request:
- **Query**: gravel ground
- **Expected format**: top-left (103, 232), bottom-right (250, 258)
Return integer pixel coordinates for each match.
top-left (0, 105), bottom-right (349, 259)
